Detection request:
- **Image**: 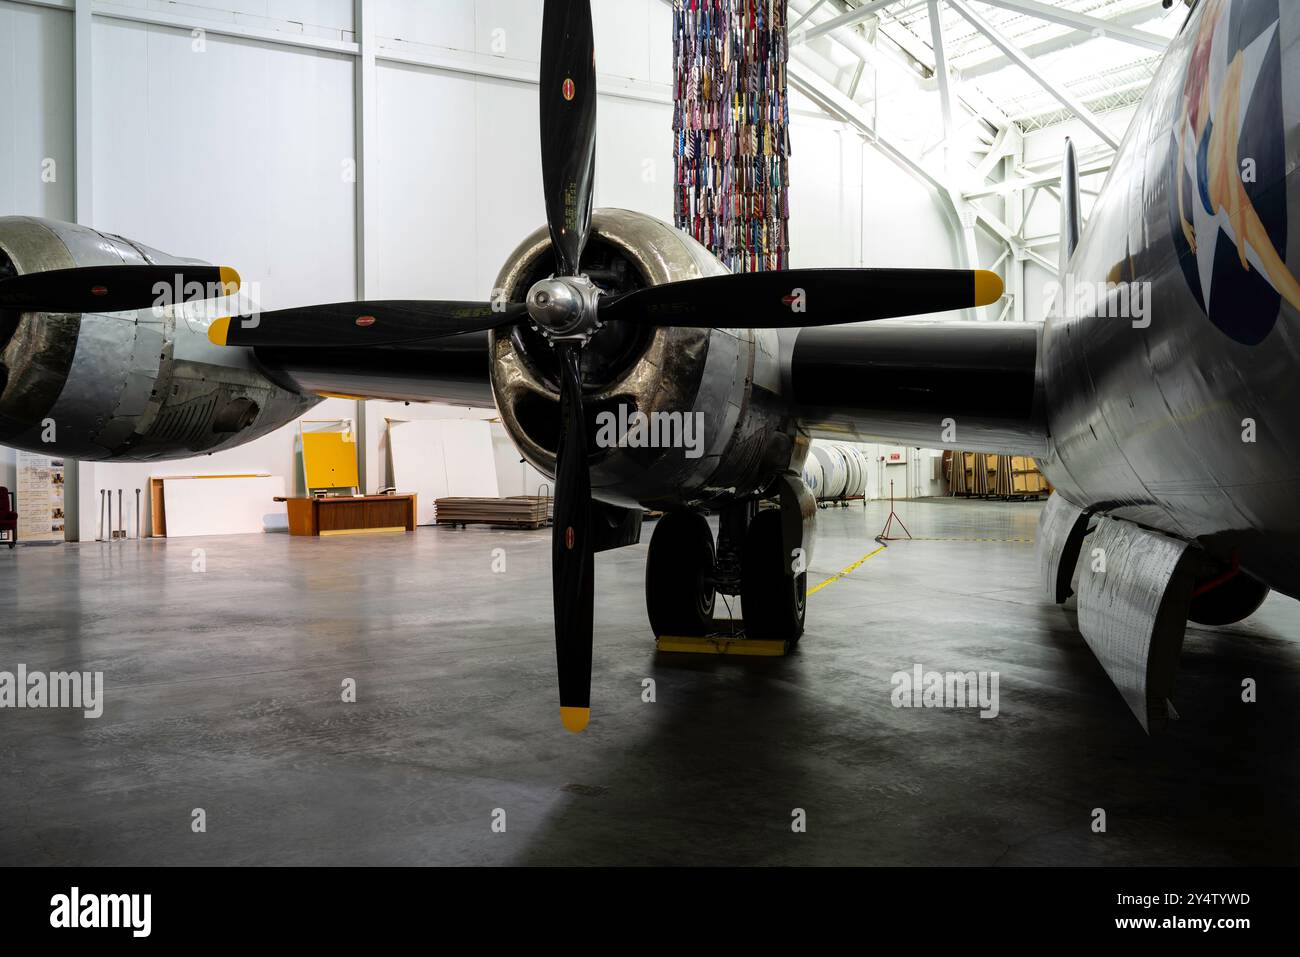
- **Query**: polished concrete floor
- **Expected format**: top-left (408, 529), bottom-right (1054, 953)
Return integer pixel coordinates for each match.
top-left (1, 498), bottom-right (1297, 866)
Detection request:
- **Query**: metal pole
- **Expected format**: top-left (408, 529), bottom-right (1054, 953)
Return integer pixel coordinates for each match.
top-left (135, 489), bottom-right (141, 539)
top-left (117, 489), bottom-right (123, 541)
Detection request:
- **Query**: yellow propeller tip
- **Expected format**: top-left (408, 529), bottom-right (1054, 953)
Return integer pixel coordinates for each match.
top-left (560, 706), bottom-right (590, 733)
top-left (208, 316), bottom-right (232, 346)
top-left (218, 266), bottom-right (241, 294)
top-left (973, 269), bottom-right (1004, 306)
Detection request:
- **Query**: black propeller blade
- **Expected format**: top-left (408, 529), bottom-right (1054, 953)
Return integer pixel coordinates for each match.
top-left (552, 343), bottom-right (595, 733)
top-left (540, 0), bottom-right (597, 277)
top-left (541, 0), bottom-right (600, 733)
top-left (598, 267), bottom-right (1005, 327)
top-left (0, 264), bottom-right (239, 315)
top-left (208, 300), bottom-right (527, 349)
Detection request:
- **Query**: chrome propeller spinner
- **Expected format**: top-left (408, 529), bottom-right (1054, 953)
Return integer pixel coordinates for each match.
top-left (526, 275), bottom-right (603, 343)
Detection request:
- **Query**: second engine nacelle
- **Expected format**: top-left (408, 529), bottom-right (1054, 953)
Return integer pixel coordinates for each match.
top-left (0, 217), bottom-right (317, 462)
top-left (490, 209), bottom-right (804, 511)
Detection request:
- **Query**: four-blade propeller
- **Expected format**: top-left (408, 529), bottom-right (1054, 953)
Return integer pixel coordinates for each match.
top-left (192, 0), bottom-right (1004, 733)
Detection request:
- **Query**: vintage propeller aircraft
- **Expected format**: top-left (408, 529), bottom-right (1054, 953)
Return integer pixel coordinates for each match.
top-left (1, 0), bottom-right (1293, 735)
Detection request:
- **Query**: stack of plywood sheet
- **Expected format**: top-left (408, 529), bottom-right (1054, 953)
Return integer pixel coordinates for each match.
top-left (434, 496), bottom-right (551, 529)
top-left (947, 451), bottom-right (967, 495)
top-left (950, 453), bottom-right (1048, 498)
top-left (970, 453), bottom-right (991, 495)
top-left (509, 494), bottom-right (554, 523)
top-left (1005, 455), bottom-right (1049, 497)
top-left (997, 455), bottom-right (1048, 497)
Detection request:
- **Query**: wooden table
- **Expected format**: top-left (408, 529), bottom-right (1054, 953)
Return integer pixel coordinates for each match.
top-left (280, 494), bottom-right (417, 537)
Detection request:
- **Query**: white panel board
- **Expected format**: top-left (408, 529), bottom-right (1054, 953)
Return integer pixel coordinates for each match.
top-left (162, 476), bottom-right (286, 537)
top-left (387, 420), bottom-right (449, 525)
top-left (387, 419), bottom-right (499, 525)
top-left (440, 419), bottom-right (500, 497)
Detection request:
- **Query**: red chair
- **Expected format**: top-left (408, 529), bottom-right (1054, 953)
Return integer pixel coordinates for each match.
top-left (0, 487), bottom-right (16, 548)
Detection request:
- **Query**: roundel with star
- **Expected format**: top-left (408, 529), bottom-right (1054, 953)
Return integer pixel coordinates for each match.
top-left (1168, 0), bottom-right (1300, 345)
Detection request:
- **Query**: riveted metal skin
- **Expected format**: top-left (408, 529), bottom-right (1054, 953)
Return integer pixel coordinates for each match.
top-left (0, 217), bottom-right (317, 461)
top-left (1037, 0), bottom-right (1300, 600)
top-left (490, 208), bottom-right (804, 512)
top-left (1036, 492), bottom-right (1090, 605)
top-left (1076, 517), bottom-right (1197, 733)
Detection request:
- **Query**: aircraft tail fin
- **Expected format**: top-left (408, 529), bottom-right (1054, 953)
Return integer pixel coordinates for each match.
top-left (1059, 137), bottom-right (1081, 277)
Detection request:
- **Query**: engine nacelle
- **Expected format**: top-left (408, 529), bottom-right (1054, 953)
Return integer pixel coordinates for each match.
top-left (490, 209), bottom-right (803, 511)
top-left (0, 217), bottom-right (317, 461)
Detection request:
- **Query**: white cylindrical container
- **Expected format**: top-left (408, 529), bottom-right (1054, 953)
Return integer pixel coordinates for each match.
top-left (812, 445), bottom-right (848, 499)
top-left (802, 453), bottom-right (824, 499)
top-left (836, 444), bottom-right (865, 498)
top-left (854, 447), bottom-right (872, 496)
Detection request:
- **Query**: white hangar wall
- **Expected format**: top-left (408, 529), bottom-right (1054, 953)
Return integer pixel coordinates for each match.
top-left (1, 0), bottom-right (76, 495)
top-left (0, 0), bottom-right (964, 536)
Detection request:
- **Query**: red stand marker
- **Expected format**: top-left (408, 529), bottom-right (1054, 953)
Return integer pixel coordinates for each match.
top-left (875, 480), bottom-right (912, 543)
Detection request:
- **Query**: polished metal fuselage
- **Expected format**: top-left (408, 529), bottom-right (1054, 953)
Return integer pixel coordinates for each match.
top-left (1040, 0), bottom-right (1300, 598)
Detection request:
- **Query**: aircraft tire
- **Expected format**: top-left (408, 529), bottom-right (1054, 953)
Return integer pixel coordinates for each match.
top-left (645, 511), bottom-right (716, 637)
top-left (741, 509), bottom-right (807, 645)
top-left (1188, 571), bottom-right (1270, 626)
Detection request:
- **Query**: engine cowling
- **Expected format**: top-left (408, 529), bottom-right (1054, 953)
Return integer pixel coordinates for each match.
top-left (0, 217), bottom-right (317, 461)
top-left (490, 208), bottom-right (803, 511)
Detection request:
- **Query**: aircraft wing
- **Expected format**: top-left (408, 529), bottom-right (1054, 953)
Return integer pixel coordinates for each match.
top-left (251, 330), bottom-right (497, 408)
top-left (248, 316), bottom-right (1047, 459)
top-left (789, 319), bottom-right (1046, 456)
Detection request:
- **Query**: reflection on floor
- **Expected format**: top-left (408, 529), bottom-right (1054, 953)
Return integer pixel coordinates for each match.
top-left (0, 498), bottom-right (1296, 865)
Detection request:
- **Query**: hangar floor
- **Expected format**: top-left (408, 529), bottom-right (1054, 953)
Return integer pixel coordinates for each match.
top-left (1, 498), bottom-right (1297, 866)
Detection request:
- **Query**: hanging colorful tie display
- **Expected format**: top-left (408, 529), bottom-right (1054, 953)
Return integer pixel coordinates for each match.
top-left (673, 0), bottom-right (791, 273)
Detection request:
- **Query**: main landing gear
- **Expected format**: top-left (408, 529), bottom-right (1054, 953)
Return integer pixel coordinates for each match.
top-left (645, 498), bottom-right (807, 646)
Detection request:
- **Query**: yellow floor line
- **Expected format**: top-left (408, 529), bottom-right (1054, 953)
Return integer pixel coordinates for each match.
top-left (809, 544), bottom-right (887, 595)
top-left (808, 536), bottom-right (1033, 598)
